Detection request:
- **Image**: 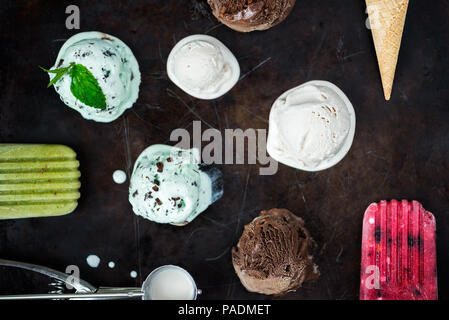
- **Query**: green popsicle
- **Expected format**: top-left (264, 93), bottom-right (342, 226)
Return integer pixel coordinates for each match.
top-left (0, 144), bottom-right (81, 219)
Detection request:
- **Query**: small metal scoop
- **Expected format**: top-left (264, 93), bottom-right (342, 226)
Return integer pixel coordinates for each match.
top-left (0, 260), bottom-right (200, 300)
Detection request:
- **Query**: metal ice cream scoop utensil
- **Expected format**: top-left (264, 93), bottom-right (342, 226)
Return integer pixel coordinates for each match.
top-left (0, 260), bottom-right (201, 300)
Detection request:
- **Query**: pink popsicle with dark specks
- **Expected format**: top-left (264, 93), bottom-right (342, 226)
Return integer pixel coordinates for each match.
top-left (360, 200), bottom-right (437, 300)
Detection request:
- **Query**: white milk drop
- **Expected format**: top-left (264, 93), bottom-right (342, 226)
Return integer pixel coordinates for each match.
top-left (113, 170), bottom-right (127, 184)
top-left (86, 255), bottom-right (100, 268)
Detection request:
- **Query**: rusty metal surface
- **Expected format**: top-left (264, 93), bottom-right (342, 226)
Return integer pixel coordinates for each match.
top-left (0, 0), bottom-right (448, 299)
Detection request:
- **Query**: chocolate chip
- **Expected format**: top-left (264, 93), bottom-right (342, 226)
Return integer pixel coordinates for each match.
top-left (103, 49), bottom-right (115, 57)
top-left (102, 68), bottom-right (111, 79)
top-left (156, 162), bottom-right (164, 173)
top-left (101, 36), bottom-right (114, 42)
top-left (156, 198), bottom-right (162, 206)
top-left (171, 197), bottom-right (181, 207)
top-left (152, 186), bottom-right (159, 192)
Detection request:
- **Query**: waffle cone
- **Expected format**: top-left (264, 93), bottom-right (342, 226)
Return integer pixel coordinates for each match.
top-left (366, 0), bottom-right (409, 100)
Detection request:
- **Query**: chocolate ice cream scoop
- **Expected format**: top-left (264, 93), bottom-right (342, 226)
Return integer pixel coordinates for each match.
top-left (207, 0), bottom-right (296, 32)
top-left (232, 208), bottom-right (319, 295)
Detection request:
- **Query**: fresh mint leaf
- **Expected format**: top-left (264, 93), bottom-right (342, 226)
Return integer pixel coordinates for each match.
top-left (39, 66), bottom-right (62, 74)
top-left (46, 70), bottom-right (68, 88)
top-left (40, 63), bottom-right (74, 88)
top-left (40, 63), bottom-right (106, 110)
top-left (69, 64), bottom-right (106, 110)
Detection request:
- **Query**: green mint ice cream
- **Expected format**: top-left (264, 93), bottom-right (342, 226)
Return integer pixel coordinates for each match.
top-left (50, 31), bottom-right (141, 122)
top-left (129, 145), bottom-right (223, 225)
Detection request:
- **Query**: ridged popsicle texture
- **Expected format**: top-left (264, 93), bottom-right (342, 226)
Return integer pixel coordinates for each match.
top-left (360, 200), bottom-right (437, 300)
top-left (0, 144), bottom-right (81, 219)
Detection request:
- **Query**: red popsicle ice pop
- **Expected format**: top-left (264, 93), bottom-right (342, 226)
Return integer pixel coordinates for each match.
top-left (360, 200), bottom-right (437, 300)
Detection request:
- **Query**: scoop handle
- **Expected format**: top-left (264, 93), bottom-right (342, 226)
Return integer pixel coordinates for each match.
top-left (0, 287), bottom-right (143, 300)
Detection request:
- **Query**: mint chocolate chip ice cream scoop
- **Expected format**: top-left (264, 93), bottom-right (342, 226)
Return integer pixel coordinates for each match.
top-left (128, 145), bottom-right (223, 225)
top-left (47, 31), bottom-right (141, 122)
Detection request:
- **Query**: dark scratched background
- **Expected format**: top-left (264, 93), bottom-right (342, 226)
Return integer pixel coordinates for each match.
top-left (0, 0), bottom-right (448, 299)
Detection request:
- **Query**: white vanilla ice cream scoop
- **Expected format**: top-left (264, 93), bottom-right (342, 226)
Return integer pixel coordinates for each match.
top-left (129, 145), bottom-right (223, 225)
top-left (267, 81), bottom-right (356, 171)
top-left (50, 31), bottom-right (141, 122)
top-left (167, 34), bottom-right (240, 100)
